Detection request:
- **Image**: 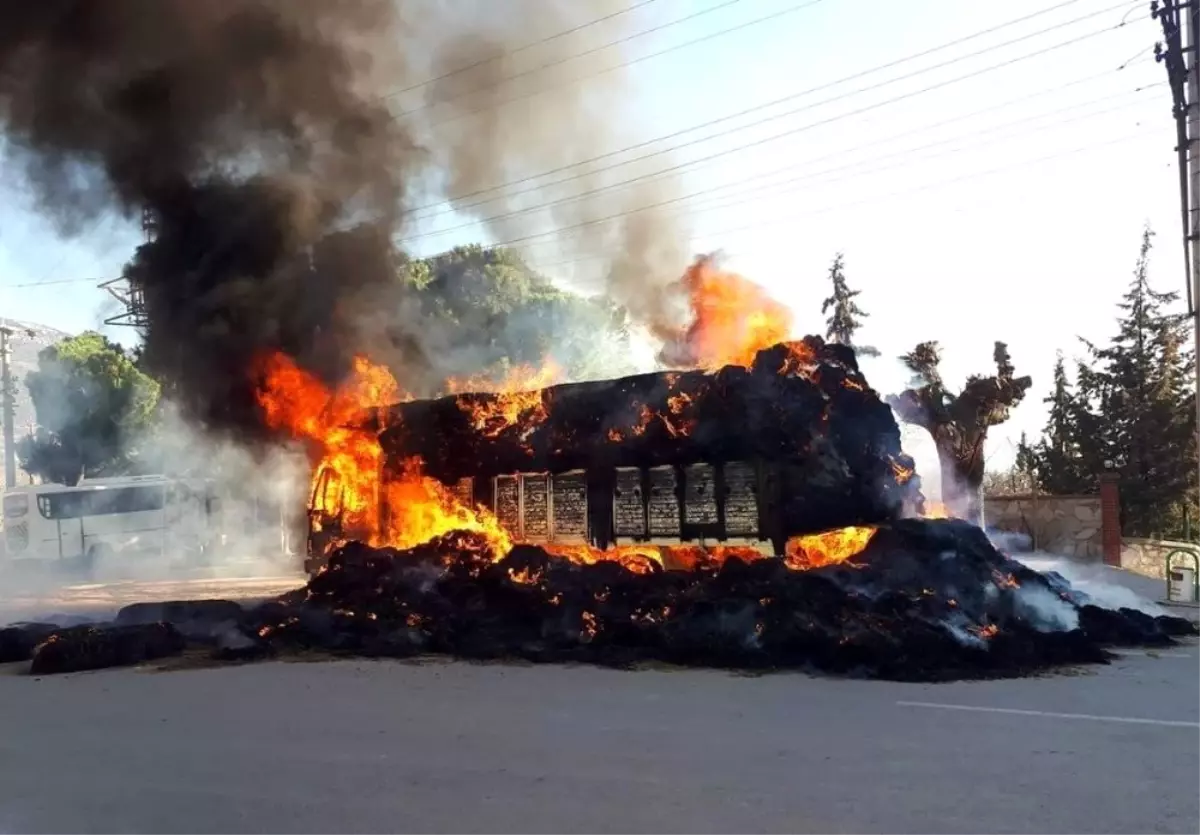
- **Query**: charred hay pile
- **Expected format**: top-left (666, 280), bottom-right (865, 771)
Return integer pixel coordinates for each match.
top-left (5, 519), bottom-right (1194, 680)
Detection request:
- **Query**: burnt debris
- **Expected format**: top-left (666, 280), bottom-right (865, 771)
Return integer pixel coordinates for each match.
top-left (4, 519), bottom-right (1194, 681)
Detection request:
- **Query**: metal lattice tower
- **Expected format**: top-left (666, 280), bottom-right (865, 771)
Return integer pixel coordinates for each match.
top-left (99, 208), bottom-right (153, 331)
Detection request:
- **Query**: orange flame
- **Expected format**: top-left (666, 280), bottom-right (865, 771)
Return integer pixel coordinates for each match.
top-left (543, 542), bottom-right (665, 575)
top-left (971, 623), bottom-right (999, 640)
top-left (257, 353), bottom-right (511, 555)
top-left (664, 256), bottom-right (793, 370)
top-left (447, 361), bottom-right (562, 439)
top-left (627, 391), bottom-right (698, 440)
top-left (922, 501), bottom-right (952, 519)
top-left (785, 526), bottom-right (877, 570)
top-left (890, 459), bottom-right (915, 485)
top-left (779, 341), bottom-right (817, 376)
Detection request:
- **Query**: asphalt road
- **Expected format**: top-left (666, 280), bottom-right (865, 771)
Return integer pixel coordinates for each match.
top-left (0, 642), bottom-right (1196, 834)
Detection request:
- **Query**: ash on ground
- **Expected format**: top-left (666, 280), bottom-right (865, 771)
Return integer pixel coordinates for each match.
top-left (3, 520), bottom-right (1194, 680)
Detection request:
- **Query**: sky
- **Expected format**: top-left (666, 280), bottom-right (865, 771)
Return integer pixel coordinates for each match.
top-left (0, 0), bottom-right (1186, 493)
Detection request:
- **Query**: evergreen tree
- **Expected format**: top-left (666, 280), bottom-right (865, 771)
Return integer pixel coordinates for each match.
top-left (887, 341), bottom-right (1032, 524)
top-left (820, 253), bottom-right (879, 357)
top-left (984, 433), bottom-right (1039, 495)
top-left (1090, 227), bottom-right (1195, 535)
top-left (1031, 351), bottom-right (1091, 494)
top-left (1046, 227), bottom-right (1199, 537)
top-left (1014, 431), bottom-right (1040, 487)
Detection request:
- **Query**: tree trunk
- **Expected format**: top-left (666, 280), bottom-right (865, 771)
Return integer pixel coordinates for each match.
top-left (932, 427), bottom-right (988, 527)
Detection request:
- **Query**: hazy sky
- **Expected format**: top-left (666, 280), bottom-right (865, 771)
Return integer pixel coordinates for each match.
top-left (0, 0), bottom-right (1184, 492)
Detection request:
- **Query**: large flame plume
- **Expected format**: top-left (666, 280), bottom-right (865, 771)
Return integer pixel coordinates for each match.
top-left (659, 256), bottom-right (795, 370)
top-left (258, 354), bottom-right (513, 556)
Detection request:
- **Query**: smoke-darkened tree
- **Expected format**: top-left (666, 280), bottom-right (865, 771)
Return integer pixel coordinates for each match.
top-left (19, 333), bottom-right (160, 485)
top-left (887, 341), bottom-right (1031, 524)
top-left (820, 253), bottom-right (878, 358)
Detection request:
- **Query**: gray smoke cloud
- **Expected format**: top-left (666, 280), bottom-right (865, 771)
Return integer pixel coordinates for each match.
top-left (0, 0), bottom-right (692, 435)
top-left (411, 0), bottom-right (691, 323)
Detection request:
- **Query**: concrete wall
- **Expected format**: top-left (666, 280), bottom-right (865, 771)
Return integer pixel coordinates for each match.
top-left (983, 494), bottom-right (1102, 559)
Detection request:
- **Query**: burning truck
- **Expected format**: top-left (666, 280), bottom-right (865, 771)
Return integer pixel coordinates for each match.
top-left (291, 337), bottom-right (921, 575)
top-left (235, 334), bottom-right (1199, 681)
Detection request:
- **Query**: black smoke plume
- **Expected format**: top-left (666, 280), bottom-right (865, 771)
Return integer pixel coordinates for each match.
top-left (0, 0), bottom-right (694, 434)
top-left (0, 0), bottom-right (418, 431)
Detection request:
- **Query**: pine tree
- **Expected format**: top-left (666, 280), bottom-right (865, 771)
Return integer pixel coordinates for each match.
top-left (1032, 351), bottom-right (1091, 494)
top-left (1078, 226), bottom-right (1198, 537)
top-left (821, 253), bottom-right (879, 357)
top-left (887, 341), bottom-right (1032, 524)
top-left (1014, 432), bottom-right (1040, 488)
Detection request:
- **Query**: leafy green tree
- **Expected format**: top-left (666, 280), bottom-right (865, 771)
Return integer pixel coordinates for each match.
top-left (820, 253), bottom-right (879, 357)
top-left (18, 332), bottom-right (160, 485)
top-left (398, 245), bottom-right (636, 389)
top-left (887, 341), bottom-right (1032, 524)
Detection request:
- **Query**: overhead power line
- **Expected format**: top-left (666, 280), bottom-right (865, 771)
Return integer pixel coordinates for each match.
top-left (513, 92), bottom-right (1164, 258)
top-left (631, 89), bottom-right (1163, 223)
top-left (402, 0), bottom-right (1109, 220)
top-left (406, 0), bottom-right (827, 126)
top-left (4, 276), bottom-right (104, 289)
top-left (395, 0), bottom-right (772, 119)
top-left (400, 6), bottom-right (1148, 248)
top-left (689, 129), bottom-right (1163, 240)
top-left (9, 87), bottom-right (1159, 293)
top-left (524, 127), bottom-right (1161, 274)
top-left (380, 0), bottom-right (663, 103)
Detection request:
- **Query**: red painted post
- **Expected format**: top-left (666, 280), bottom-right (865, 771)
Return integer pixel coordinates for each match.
top-left (1099, 473), bottom-right (1121, 566)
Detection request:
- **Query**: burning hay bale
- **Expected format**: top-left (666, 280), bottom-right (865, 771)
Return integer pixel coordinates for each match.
top-left (231, 519), bottom-right (1196, 681)
top-left (116, 600), bottom-right (247, 641)
top-left (376, 337), bottom-right (922, 540)
top-left (3, 520), bottom-right (1193, 680)
top-left (28, 623), bottom-right (186, 675)
top-left (0, 623), bottom-right (59, 664)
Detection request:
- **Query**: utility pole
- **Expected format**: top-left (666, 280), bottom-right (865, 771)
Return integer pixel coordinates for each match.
top-left (1189, 0), bottom-right (1200, 515)
top-left (0, 325), bottom-right (15, 490)
top-left (1156, 0), bottom-right (1200, 517)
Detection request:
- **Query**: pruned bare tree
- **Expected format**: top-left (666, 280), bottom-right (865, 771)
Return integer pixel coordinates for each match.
top-left (887, 341), bottom-right (1031, 525)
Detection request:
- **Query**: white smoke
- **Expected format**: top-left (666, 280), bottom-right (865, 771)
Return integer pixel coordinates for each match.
top-left (1014, 551), bottom-right (1167, 617)
top-left (127, 401), bottom-right (310, 577)
top-left (1012, 582), bottom-right (1080, 632)
top-left (0, 401), bottom-right (309, 625)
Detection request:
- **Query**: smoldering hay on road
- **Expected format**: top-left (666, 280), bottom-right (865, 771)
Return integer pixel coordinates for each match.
top-left (4, 519), bottom-right (1196, 680)
top-left (0, 0), bottom-right (694, 437)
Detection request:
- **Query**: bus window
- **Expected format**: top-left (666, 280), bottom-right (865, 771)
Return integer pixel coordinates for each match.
top-left (3, 494), bottom-right (28, 519)
top-left (38, 492), bottom-right (83, 519)
top-left (35, 485), bottom-right (166, 519)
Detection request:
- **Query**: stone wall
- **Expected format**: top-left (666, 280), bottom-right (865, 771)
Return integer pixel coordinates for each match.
top-left (983, 494), bottom-right (1102, 558)
top-left (1119, 538), bottom-right (1200, 581)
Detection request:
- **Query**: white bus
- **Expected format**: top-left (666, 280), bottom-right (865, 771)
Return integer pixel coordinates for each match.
top-left (2, 475), bottom-right (224, 574)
